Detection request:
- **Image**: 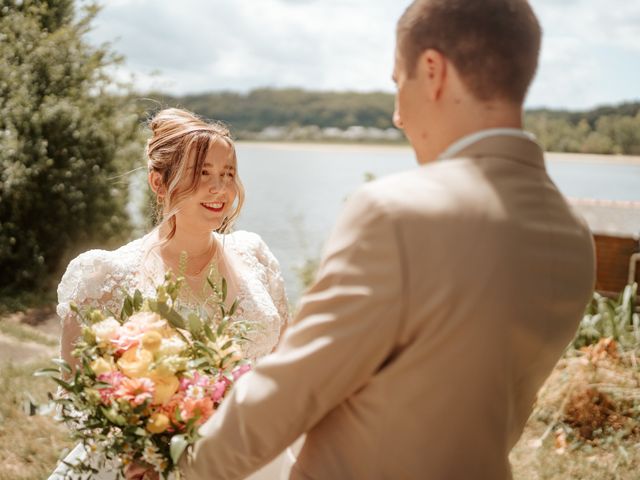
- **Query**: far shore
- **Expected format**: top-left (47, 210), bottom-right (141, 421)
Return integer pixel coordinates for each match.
top-left (237, 141), bottom-right (640, 165)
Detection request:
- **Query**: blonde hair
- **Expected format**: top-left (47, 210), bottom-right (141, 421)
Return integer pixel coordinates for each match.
top-left (146, 108), bottom-right (245, 242)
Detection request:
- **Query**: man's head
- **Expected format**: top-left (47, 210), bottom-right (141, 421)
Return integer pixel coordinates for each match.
top-left (393, 0), bottom-right (541, 163)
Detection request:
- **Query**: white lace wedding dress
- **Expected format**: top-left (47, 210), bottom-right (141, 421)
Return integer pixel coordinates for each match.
top-left (49, 230), bottom-right (292, 480)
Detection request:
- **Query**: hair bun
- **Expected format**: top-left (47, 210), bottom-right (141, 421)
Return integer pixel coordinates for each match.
top-left (148, 108), bottom-right (201, 136)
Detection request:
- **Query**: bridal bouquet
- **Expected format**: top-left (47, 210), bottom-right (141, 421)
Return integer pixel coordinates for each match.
top-left (38, 273), bottom-right (250, 479)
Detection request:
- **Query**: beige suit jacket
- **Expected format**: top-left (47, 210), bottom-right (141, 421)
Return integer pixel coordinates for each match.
top-left (182, 135), bottom-right (595, 480)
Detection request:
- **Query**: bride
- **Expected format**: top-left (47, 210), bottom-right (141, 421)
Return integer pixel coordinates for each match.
top-left (49, 108), bottom-right (291, 479)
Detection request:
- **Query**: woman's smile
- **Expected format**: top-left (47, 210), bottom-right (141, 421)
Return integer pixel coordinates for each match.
top-left (201, 201), bottom-right (225, 213)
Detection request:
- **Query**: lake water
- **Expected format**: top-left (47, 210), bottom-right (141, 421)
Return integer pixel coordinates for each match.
top-left (222, 143), bottom-right (640, 301)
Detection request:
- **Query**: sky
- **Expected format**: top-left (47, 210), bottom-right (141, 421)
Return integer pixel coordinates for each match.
top-left (82, 0), bottom-right (640, 110)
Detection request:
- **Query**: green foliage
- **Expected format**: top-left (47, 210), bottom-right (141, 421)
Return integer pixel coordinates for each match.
top-left (151, 88), bottom-right (396, 132)
top-left (573, 283), bottom-right (640, 349)
top-left (0, 1), bottom-right (141, 296)
top-left (150, 88), bottom-right (640, 154)
top-left (525, 106), bottom-right (640, 155)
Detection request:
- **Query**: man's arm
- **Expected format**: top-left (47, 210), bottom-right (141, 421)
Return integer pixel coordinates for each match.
top-left (181, 185), bottom-right (406, 480)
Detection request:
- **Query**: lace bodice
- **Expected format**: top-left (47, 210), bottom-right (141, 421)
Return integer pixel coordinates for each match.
top-left (57, 230), bottom-right (290, 362)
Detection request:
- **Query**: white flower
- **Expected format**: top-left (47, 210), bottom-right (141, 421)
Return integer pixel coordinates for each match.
top-left (186, 385), bottom-right (206, 400)
top-left (142, 441), bottom-right (167, 472)
top-left (156, 355), bottom-right (187, 375)
top-left (92, 317), bottom-right (121, 343)
top-left (157, 336), bottom-right (187, 357)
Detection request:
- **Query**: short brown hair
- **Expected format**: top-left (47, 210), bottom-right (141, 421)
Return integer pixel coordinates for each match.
top-left (397, 0), bottom-right (541, 103)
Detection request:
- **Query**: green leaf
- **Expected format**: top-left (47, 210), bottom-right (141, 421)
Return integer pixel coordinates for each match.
top-left (217, 319), bottom-right (228, 337)
top-left (121, 296), bottom-right (133, 318)
top-left (203, 323), bottom-right (216, 342)
top-left (157, 302), bottom-right (186, 329)
top-left (133, 290), bottom-right (143, 311)
top-left (51, 358), bottom-right (72, 374)
top-left (33, 368), bottom-right (61, 377)
top-left (229, 299), bottom-right (239, 316)
top-left (222, 278), bottom-right (228, 302)
top-left (51, 377), bottom-right (74, 392)
top-left (188, 313), bottom-right (203, 333)
top-left (170, 434), bottom-right (189, 464)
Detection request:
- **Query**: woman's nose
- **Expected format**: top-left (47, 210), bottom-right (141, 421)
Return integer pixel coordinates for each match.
top-left (208, 175), bottom-right (228, 192)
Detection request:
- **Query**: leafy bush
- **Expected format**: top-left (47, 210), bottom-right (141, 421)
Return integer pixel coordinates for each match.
top-left (573, 283), bottom-right (639, 349)
top-left (0, 0), bottom-right (141, 297)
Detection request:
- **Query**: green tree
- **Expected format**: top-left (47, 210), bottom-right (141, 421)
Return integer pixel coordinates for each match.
top-left (0, 0), bottom-right (141, 298)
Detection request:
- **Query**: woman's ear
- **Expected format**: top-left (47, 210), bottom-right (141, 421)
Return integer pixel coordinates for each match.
top-left (148, 170), bottom-right (165, 198)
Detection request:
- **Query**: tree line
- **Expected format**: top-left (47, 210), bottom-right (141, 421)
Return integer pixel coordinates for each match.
top-left (149, 90), bottom-right (640, 155)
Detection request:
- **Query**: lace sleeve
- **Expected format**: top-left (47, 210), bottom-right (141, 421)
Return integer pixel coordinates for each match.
top-left (252, 236), bottom-right (291, 338)
top-left (57, 250), bottom-right (124, 369)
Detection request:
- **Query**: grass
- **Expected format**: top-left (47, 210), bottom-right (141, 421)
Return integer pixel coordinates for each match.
top-left (0, 319), bottom-right (58, 347)
top-left (0, 361), bottom-right (73, 480)
top-left (511, 419), bottom-right (640, 479)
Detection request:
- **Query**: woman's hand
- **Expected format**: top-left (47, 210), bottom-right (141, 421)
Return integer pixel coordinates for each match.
top-left (124, 461), bottom-right (160, 480)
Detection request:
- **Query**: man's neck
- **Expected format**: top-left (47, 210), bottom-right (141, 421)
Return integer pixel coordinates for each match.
top-left (417, 101), bottom-right (523, 164)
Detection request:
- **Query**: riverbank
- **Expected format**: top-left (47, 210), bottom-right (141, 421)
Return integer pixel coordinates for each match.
top-left (238, 141), bottom-right (640, 165)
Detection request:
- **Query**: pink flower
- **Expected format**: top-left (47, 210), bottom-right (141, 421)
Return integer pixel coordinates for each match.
top-left (179, 396), bottom-right (214, 425)
top-left (211, 380), bottom-right (227, 404)
top-left (232, 364), bottom-right (252, 381)
top-left (96, 371), bottom-right (125, 405)
top-left (114, 377), bottom-right (155, 406)
top-left (113, 312), bottom-right (168, 353)
top-left (160, 393), bottom-right (185, 430)
top-left (179, 371), bottom-right (215, 393)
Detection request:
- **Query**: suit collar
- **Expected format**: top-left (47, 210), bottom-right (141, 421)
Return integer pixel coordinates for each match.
top-left (439, 131), bottom-right (545, 169)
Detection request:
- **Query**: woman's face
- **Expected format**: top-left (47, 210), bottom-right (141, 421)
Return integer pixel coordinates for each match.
top-left (175, 139), bottom-right (238, 233)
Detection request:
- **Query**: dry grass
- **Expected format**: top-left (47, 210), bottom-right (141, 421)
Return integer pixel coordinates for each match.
top-left (511, 339), bottom-right (640, 479)
top-left (0, 361), bottom-right (73, 480)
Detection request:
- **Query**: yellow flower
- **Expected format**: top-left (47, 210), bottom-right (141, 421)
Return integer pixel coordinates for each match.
top-left (141, 331), bottom-right (163, 352)
top-left (146, 412), bottom-right (170, 434)
top-left (117, 347), bottom-right (154, 378)
top-left (90, 357), bottom-right (115, 376)
top-left (149, 372), bottom-right (180, 405)
top-left (92, 317), bottom-right (121, 344)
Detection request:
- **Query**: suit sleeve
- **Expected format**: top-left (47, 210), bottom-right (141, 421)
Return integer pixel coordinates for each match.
top-left (181, 185), bottom-right (406, 480)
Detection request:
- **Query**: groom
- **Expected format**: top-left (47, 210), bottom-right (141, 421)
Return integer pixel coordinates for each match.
top-left (181, 1), bottom-right (595, 478)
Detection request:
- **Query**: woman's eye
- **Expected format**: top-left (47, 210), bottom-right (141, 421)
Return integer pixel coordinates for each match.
top-left (201, 170), bottom-right (210, 175)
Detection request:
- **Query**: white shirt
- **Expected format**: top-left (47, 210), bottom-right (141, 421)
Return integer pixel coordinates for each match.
top-left (438, 128), bottom-right (536, 160)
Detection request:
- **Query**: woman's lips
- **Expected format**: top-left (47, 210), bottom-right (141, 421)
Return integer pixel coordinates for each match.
top-left (201, 201), bottom-right (225, 213)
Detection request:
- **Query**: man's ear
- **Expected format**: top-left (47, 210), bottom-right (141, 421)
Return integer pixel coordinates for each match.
top-left (418, 49), bottom-right (447, 101)
top-left (148, 170), bottom-right (165, 198)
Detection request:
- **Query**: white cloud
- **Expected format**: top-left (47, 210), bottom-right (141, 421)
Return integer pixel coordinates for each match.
top-left (84, 0), bottom-right (640, 109)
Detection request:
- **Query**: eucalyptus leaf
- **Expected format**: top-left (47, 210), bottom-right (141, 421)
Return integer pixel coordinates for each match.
top-left (133, 290), bottom-right (143, 311)
top-left (121, 296), bottom-right (133, 318)
top-left (33, 368), bottom-right (61, 377)
top-left (51, 377), bottom-right (74, 392)
top-left (222, 277), bottom-right (228, 302)
top-left (229, 299), bottom-right (239, 316)
top-left (51, 358), bottom-right (72, 374)
top-left (189, 313), bottom-right (203, 333)
top-left (203, 323), bottom-right (216, 342)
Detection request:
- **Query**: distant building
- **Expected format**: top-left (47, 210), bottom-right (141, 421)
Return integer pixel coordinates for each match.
top-left (570, 198), bottom-right (640, 295)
